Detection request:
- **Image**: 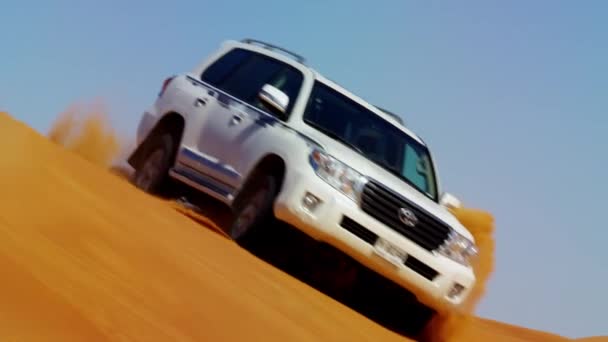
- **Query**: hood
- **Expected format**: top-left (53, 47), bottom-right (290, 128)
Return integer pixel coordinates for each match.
top-left (299, 126), bottom-right (475, 242)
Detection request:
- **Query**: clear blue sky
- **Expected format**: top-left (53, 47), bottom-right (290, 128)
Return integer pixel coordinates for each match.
top-left (2, 0), bottom-right (607, 338)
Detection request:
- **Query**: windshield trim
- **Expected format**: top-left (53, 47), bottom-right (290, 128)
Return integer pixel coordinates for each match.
top-left (301, 81), bottom-right (439, 202)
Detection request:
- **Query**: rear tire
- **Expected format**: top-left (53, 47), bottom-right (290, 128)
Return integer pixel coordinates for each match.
top-left (229, 175), bottom-right (278, 247)
top-left (131, 133), bottom-right (176, 196)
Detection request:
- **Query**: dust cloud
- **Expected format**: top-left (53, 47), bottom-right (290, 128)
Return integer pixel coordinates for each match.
top-left (47, 101), bottom-right (133, 177)
top-left (424, 207), bottom-right (496, 341)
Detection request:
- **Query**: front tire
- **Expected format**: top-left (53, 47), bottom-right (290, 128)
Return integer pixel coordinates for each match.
top-left (131, 133), bottom-right (176, 195)
top-left (229, 175), bottom-right (278, 246)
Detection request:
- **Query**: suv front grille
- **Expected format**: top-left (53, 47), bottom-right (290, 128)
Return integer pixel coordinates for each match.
top-left (360, 181), bottom-right (451, 251)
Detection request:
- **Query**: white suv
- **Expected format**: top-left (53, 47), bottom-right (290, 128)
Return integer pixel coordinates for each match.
top-left (128, 38), bottom-right (478, 316)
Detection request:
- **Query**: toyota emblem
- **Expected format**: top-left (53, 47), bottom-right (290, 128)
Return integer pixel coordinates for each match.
top-left (398, 208), bottom-right (418, 227)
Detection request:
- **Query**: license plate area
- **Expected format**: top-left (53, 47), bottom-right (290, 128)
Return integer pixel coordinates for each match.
top-left (373, 238), bottom-right (407, 267)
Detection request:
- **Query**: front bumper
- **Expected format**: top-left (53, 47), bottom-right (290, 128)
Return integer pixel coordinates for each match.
top-left (273, 167), bottom-right (476, 312)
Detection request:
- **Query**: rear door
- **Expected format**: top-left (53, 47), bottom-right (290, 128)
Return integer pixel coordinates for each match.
top-left (170, 48), bottom-right (253, 199)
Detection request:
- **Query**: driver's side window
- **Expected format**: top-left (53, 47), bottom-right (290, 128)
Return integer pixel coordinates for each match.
top-left (201, 48), bottom-right (251, 87)
top-left (201, 48), bottom-right (304, 120)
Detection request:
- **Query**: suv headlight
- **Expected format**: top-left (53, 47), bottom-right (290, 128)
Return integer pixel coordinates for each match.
top-left (309, 149), bottom-right (367, 202)
top-left (437, 230), bottom-right (478, 267)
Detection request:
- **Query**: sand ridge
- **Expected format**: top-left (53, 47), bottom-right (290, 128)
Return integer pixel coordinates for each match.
top-left (0, 111), bottom-right (604, 341)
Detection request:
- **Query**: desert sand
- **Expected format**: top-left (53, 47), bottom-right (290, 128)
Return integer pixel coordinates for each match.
top-left (0, 111), bottom-right (604, 341)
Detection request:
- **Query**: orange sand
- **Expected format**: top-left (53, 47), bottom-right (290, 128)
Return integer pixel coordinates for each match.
top-left (0, 111), bottom-right (604, 341)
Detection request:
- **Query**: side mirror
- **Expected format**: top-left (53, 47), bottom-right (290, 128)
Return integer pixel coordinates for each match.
top-left (440, 192), bottom-right (463, 209)
top-left (258, 84), bottom-right (289, 118)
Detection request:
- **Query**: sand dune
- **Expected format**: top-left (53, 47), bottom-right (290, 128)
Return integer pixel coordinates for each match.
top-left (0, 111), bottom-right (604, 341)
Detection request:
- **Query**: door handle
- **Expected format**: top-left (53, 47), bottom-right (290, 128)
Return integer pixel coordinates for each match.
top-left (230, 114), bottom-right (243, 125)
top-left (194, 98), bottom-right (207, 107)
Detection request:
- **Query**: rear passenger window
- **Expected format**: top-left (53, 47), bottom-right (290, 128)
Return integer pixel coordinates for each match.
top-left (201, 48), bottom-right (251, 86)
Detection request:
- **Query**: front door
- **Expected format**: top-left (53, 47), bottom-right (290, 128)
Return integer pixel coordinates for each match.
top-left (195, 48), bottom-right (305, 190)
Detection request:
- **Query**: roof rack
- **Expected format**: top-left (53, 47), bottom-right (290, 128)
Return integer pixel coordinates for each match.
top-left (375, 106), bottom-right (404, 125)
top-left (241, 38), bottom-right (306, 64)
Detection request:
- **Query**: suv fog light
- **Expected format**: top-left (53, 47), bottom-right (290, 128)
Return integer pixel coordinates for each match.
top-left (302, 192), bottom-right (321, 212)
top-left (447, 283), bottom-right (465, 299)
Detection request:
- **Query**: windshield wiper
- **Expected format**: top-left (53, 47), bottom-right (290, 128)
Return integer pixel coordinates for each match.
top-left (306, 121), bottom-right (367, 156)
top-left (383, 166), bottom-right (436, 201)
top-left (306, 121), bottom-right (437, 201)
top-left (307, 121), bottom-right (403, 178)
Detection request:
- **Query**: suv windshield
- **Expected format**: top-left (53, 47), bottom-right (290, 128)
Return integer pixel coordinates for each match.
top-left (303, 81), bottom-right (438, 201)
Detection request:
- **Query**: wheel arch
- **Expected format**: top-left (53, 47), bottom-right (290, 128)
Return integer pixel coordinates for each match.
top-left (128, 111), bottom-right (186, 169)
top-left (232, 153), bottom-right (287, 211)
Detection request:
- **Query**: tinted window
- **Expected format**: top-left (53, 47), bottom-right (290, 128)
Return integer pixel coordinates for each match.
top-left (202, 48), bottom-right (304, 119)
top-left (303, 82), bottom-right (438, 200)
top-left (212, 51), bottom-right (303, 118)
top-left (219, 55), bottom-right (283, 103)
top-left (201, 48), bottom-right (251, 86)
